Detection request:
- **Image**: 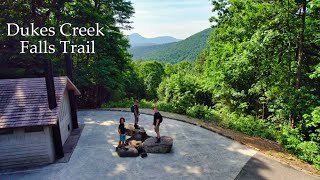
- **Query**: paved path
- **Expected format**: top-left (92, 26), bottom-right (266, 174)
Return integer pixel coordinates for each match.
top-left (0, 111), bottom-right (318, 180)
top-left (236, 153), bottom-right (319, 180)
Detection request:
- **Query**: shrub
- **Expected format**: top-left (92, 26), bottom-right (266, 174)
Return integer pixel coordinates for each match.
top-left (303, 106), bottom-right (320, 142)
top-left (220, 112), bottom-right (277, 140)
top-left (157, 101), bottom-right (175, 112)
top-left (278, 126), bottom-right (303, 153)
top-left (139, 99), bottom-right (155, 108)
top-left (186, 104), bottom-right (212, 119)
top-left (297, 141), bottom-right (320, 167)
top-left (102, 98), bottom-right (133, 108)
top-left (171, 91), bottom-right (195, 114)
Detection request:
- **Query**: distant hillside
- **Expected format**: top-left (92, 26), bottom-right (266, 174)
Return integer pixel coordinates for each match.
top-left (128, 33), bottom-right (181, 47)
top-left (129, 28), bottom-right (213, 63)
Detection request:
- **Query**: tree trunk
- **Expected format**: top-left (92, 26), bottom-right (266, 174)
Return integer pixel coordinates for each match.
top-left (291, 1), bottom-right (306, 128)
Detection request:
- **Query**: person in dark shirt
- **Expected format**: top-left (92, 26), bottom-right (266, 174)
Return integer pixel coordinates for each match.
top-left (133, 100), bottom-right (140, 129)
top-left (153, 107), bottom-right (163, 143)
top-left (118, 117), bottom-right (126, 147)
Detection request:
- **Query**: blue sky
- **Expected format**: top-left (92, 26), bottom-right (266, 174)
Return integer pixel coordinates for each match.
top-left (124, 0), bottom-right (214, 39)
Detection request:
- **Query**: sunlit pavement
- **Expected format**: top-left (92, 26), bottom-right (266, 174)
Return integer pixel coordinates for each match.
top-left (0, 111), bottom-right (318, 180)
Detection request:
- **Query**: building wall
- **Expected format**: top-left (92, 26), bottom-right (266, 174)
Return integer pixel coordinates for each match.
top-left (0, 126), bottom-right (55, 170)
top-left (0, 90), bottom-right (74, 170)
top-left (58, 90), bottom-right (72, 145)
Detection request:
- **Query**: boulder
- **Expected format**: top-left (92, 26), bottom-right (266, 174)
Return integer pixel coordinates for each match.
top-left (143, 136), bottom-right (173, 153)
top-left (125, 124), bottom-right (148, 141)
top-left (125, 124), bottom-right (146, 135)
top-left (116, 146), bottom-right (139, 157)
top-left (127, 139), bottom-right (143, 148)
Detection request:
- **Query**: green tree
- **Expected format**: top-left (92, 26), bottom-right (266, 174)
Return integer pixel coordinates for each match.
top-left (135, 61), bottom-right (164, 100)
top-left (157, 61), bottom-right (213, 114)
top-left (0, 0), bottom-right (135, 108)
top-left (205, 0), bottom-right (319, 120)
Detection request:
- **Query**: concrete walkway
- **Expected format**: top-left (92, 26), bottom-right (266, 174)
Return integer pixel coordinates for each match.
top-left (0, 110), bottom-right (318, 180)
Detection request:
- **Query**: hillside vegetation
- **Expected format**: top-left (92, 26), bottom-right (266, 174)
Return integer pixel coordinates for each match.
top-left (129, 28), bottom-right (213, 63)
top-left (110, 0), bottom-right (320, 169)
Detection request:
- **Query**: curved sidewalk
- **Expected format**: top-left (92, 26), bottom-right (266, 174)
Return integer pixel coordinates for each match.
top-left (108, 108), bottom-right (320, 179)
top-left (0, 110), bottom-right (318, 179)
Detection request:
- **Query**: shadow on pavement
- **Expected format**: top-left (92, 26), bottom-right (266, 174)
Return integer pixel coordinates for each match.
top-left (236, 152), bottom-right (319, 180)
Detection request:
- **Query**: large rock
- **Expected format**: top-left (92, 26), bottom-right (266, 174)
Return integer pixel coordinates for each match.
top-left (143, 136), bottom-right (173, 153)
top-left (125, 124), bottom-right (148, 141)
top-left (127, 139), bottom-right (143, 148)
top-left (125, 124), bottom-right (146, 136)
top-left (116, 146), bottom-right (139, 157)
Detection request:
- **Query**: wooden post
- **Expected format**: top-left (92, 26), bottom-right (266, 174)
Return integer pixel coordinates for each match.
top-left (52, 121), bottom-right (64, 159)
top-left (65, 54), bottom-right (79, 129)
top-left (45, 58), bottom-right (57, 110)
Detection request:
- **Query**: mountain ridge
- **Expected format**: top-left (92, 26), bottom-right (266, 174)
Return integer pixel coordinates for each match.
top-left (128, 33), bottom-right (181, 47)
top-left (129, 28), bottom-right (213, 63)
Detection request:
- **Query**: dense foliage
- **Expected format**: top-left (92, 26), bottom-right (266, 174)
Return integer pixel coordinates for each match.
top-left (108, 0), bottom-right (320, 168)
top-left (134, 61), bottom-right (164, 100)
top-left (129, 28), bottom-right (213, 63)
top-left (202, 1), bottom-right (320, 167)
top-left (0, 0), bottom-right (135, 108)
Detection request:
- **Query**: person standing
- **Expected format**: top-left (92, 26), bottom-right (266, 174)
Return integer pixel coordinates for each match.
top-left (133, 100), bottom-right (140, 129)
top-left (118, 117), bottom-right (126, 148)
top-left (153, 107), bottom-right (163, 143)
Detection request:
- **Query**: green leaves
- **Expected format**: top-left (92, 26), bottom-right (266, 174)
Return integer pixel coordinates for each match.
top-left (0, 0), bottom-right (135, 106)
top-left (204, 0), bottom-right (320, 168)
top-left (134, 61), bottom-right (164, 100)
